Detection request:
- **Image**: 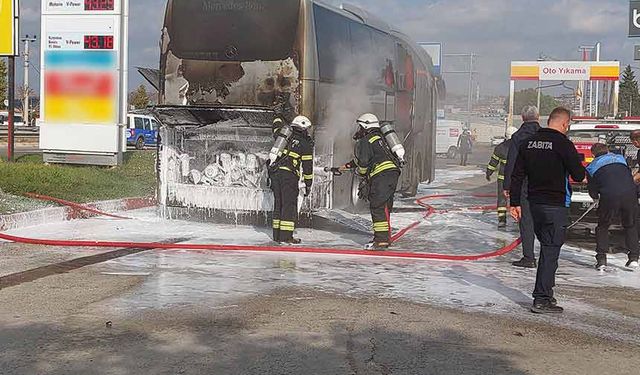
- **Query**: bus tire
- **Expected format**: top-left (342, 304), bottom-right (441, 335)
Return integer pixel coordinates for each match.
top-left (447, 146), bottom-right (458, 159)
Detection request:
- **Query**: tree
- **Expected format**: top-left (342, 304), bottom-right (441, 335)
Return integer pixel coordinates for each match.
top-left (619, 65), bottom-right (640, 117)
top-left (0, 58), bottom-right (7, 110)
top-left (129, 84), bottom-right (151, 110)
top-left (504, 88), bottom-right (559, 116)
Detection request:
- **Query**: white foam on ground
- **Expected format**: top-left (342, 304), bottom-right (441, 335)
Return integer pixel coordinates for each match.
top-left (3, 167), bottom-right (640, 343)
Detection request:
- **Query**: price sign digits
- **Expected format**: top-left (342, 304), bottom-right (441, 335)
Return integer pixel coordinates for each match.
top-left (84, 36), bottom-right (114, 50)
top-left (85, 0), bottom-right (115, 11)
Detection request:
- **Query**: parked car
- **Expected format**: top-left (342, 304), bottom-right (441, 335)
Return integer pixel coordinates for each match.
top-left (0, 113), bottom-right (25, 126)
top-left (127, 114), bottom-right (159, 150)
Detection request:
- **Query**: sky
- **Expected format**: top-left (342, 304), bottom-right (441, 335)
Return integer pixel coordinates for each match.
top-left (12, 0), bottom-right (640, 96)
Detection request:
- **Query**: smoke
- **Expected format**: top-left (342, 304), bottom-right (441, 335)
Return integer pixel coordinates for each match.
top-left (320, 50), bottom-right (392, 161)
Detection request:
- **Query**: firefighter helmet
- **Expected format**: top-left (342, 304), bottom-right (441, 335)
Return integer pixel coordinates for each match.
top-left (291, 115), bottom-right (312, 130)
top-left (356, 113), bottom-right (380, 129)
top-left (506, 126), bottom-right (518, 139)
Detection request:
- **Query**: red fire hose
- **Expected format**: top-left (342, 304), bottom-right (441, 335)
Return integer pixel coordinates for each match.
top-left (25, 193), bottom-right (133, 220)
top-left (0, 193), bottom-right (520, 262)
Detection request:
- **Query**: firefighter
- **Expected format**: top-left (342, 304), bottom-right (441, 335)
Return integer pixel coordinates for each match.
top-left (457, 129), bottom-right (473, 166)
top-left (486, 127), bottom-right (518, 228)
top-left (268, 115), bottom-right (314, 244)
top-left (341, 113), bottom-right (404, 250)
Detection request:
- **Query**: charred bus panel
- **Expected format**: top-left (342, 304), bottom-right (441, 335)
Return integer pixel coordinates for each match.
top-left (155, 106), bottom-right (275, 222)
top-left (156, 0), bottom-right (441, 216)
top-left (161, 0), bottom-right (302, 111)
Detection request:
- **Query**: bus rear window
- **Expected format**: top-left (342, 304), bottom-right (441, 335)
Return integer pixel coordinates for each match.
top-left (168, 0), bottom-right (300, 61)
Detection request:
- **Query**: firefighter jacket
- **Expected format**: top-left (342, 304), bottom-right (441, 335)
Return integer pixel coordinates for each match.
top-left (347, 130), bottom-right (400, 179)
top-left (274, 129), bottom-right (314, 188)
top-left (487, 139), bottom-right (511, 181)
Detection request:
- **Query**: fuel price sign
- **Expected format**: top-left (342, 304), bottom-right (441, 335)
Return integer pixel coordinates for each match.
top-left (40, 0), bottom-right (128, 166)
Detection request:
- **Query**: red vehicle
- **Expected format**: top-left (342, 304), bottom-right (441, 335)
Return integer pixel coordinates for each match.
top-left (568, 118), bottom-right (640, 227)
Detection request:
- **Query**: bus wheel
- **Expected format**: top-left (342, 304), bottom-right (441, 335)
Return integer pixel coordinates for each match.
top-left (447, 146), bottom-right (458, 159)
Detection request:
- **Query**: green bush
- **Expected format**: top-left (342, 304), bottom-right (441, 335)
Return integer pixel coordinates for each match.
top-left (0, 151), bottom-right (156, 203)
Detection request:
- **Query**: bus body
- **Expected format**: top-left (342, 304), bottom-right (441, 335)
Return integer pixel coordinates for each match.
top-left (156, 0), bottom-right (443, 216)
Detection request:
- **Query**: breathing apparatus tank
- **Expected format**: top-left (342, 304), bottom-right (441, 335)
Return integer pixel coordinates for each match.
top-left (269, 124), bottom-right (293, 164)
top-left (380, 122), bottom-right (406, 163)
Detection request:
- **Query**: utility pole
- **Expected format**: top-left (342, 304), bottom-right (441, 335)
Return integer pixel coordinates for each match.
top-left (468, 53), bottom-right (475, 113)
top-left (7, 56), bottom-right (15, 161)
top-left (21, 35), bottom-right (36, 126)
top-left (594, 42), bottom-right (601, 117)
top-left (578, 45), bottom-right (595, 116)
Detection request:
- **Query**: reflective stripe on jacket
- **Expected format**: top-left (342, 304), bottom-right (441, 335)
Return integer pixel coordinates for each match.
top-left (349, 130), bottom-right (399, 178)
top-left (487, 139), bottom-right (511, 180)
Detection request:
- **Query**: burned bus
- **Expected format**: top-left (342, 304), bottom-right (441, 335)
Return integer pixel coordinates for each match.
top-left (153, 0), bottom-right (443, 220)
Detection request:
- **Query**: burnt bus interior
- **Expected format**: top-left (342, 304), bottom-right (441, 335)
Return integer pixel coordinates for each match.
top-left (155, 0), bottom-right (442, 217)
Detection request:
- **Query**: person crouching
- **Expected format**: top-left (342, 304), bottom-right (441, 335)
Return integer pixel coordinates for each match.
top-left (587, 143), bottom-right (640, 270)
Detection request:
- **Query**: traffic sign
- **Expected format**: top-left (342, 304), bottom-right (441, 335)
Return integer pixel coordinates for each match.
top-left (419, 43), bottom-right (442, 76)
top-left (630, 1), bottom-right (640, 37)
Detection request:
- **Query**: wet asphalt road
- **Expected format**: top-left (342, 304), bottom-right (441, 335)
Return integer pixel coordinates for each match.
top-left (1, 143), bottom-right (639, 375)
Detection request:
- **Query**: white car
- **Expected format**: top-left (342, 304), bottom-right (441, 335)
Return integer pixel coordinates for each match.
top-left (0, 113), bottom-right (25, 126)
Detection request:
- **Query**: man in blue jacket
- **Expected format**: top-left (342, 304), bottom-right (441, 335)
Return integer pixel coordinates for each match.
top-left (587, 143), bottom-right (640, 271)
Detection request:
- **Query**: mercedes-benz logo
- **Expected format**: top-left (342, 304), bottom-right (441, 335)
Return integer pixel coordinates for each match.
top-left (225, 45), bottom-right (239, 59)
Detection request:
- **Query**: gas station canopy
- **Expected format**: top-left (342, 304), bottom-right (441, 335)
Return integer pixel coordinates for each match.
top-left (510, 61), bottom-right (620, 81)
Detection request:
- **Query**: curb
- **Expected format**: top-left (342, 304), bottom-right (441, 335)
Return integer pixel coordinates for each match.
top-left (0, 197), bottom-right (156, 231)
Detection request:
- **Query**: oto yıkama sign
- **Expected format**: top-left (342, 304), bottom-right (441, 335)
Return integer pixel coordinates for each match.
top-left (510, 61), bottom-right (620, 81)
top-left (539, 62), bottom-right (590, 81)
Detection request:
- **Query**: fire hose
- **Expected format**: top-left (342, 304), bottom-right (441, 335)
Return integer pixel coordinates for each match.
top-left (0, 192), bottom-right (521, 262)
top-left (24, 193), bottom-right (134, 220)
top-left (567, 200), bottom-right (598, 230)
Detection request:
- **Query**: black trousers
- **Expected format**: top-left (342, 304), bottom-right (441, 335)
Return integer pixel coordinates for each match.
top-left (369, 170), bottom-right (400, 242)
top-left (497, 179), bottom-right (507, 222)
top-left (596, 194), bottom-right (639, 262)
top-left (460, 152), bottom-right (469, 166)
top-left (519, 181), bottom-right (536, 260)
top-left (271, 170), bottom-right (299, 242)
top-left (530, 204), bottom-right (568, 303)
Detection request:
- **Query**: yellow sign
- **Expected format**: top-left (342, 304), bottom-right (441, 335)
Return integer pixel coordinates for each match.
top-left (511, 61), bottom-right (620, 81)
top-left (0, 0), bottom-right (17, 56)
